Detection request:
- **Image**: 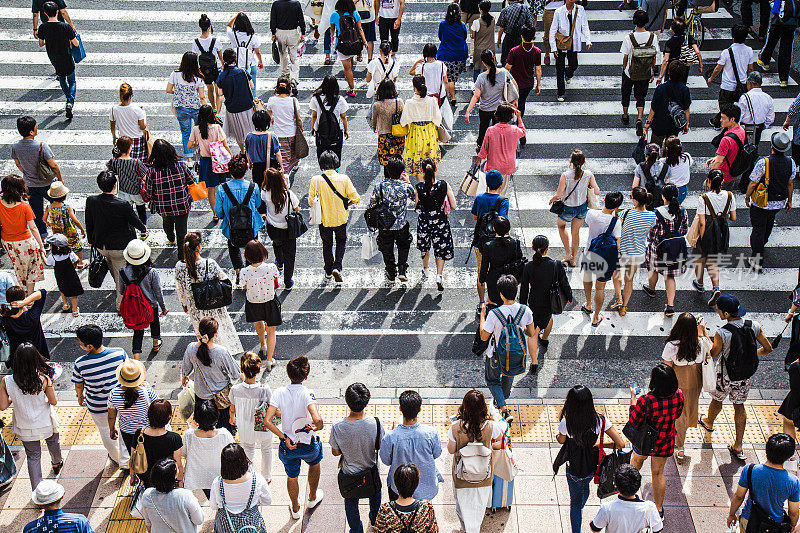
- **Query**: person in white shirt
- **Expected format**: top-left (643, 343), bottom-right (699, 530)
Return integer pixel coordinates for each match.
top-left (376, 0), bottom-right (405, 57)
top-left (620, 10), bottom-right (659, 136)
top-left (366, 41), bottom-right (400, 99)
top-left (226, 12), bottom-right (263, 94)
top-left (110, 83), bottom-right (147, 161)
top-left (581, 192), bottom-right (623, 327)
top-left (239, 241), bottom-right (281, 366)
top-left (549, 0), bottom-right (591, 102)
top-left (660, 136), bottom-right (693, 204)
top-left (229, 353), bottom-right (273, 481)
top-left (193, 14), bottom-right (224, 113)
top-left (693, 169), bottom-right (736, 306)
top-left (706, 24), bottom-right (753, 129)
top-left (737, 71), bottom-right (774, 146)
top-left (181, 400), bottom-right (235, 498)
top-left (590, 464), bottom-right (663, 533)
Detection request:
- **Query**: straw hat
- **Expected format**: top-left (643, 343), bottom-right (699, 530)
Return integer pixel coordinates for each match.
top-left (47, 181), bottom-right (69, 199)
top-left (116, 359), bottom-right (146, 388)
top-left (123, 240), bottom-right (151, 266)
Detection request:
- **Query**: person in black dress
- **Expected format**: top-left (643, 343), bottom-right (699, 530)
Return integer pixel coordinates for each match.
top-left (133, 399), bottom-right (183, 488)
top-left (0, 287), bottom-right (49, 370)
top-left (779, 267), bottom-right (800, 442)
top-left (44, 233), bottom-right (83, 316)
top-left (415, 158), bottom-right (456, 291)
top-left (478, 216), bottom-right (523, 306)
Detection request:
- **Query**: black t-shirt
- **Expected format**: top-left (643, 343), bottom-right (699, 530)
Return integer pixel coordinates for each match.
top-left (663, 33), bottom-right (695, 81)
top-left (2, 289), bottom-right (49, 360)
top-left (650, 80), bottom-right (691, 136)
top-left (33, 0), bottom-right (67, 22)
top-left (132, 430), bottom-right (182, 487)
top-left (38, 21), bottom-right (75, 76)
top-left (460, 0), bottom-right (480, 15)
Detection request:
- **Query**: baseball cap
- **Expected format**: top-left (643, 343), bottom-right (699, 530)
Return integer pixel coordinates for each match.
top-left (716, 293), bottom-right (746, 317)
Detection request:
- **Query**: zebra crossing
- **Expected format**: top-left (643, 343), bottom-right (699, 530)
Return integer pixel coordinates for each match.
top-left (0, 0), bottom-right (798, 396)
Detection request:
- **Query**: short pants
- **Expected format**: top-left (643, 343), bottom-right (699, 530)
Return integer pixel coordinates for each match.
top-left (709, 372), bottom-right (752, 405)
top-left (558, 202), bottom-right (588, 223)
top-left (278, 437), bottom-right (323, 478)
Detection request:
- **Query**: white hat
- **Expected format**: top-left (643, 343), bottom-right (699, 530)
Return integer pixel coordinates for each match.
top-left (123, 239), bottom-right (151, 266)
top-left (31, 480), bottom-right (65, 506)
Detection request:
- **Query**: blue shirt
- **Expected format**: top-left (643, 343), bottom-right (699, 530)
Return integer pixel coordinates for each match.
top-left (0, 271), bottom-right (16, 304)
top-left (739, 464), bottom-right (800, 521)
top-left (330, 11), bottom-right (361, 51)
top-left (379, 422), bottom-right (443, 500)
top-left (72, 347), bottom-right (128, 414)
top-left (24, 509), bottom-right (95, 533)
top-left (436, 21), bottom-right (469, 61)
top-left (214, 178), bottom-right (264, 239)
top-left (471, 193), bottom-right (509, 220)
top-left (216, 67), bottom-right (254, 114)
top-left (244, 132), bottom-right (281, 167)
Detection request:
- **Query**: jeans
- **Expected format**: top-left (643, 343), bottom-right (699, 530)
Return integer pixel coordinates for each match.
top-left (344, 492), bottom-right (382, 533)
top-left (266, 224), bottom-right (297, 285)
top-left (162, 214), bottom-right (189, 260)
top-left (249, 65), bottom-right (258, 94)
top-left (378, 17), bottom-right (400, 53)
top-left (477, 109), bottom-right (496, 148)
top-left (228, 235), bottom-right (256, 271)
top-left (566, 472), bottom-right (593, 533)
top-left (556, 51), bottom-right (578, 97)
top-left (131, 305), bottom-right (161, 354)
top-left (324, 27), bottom-right (332, 54)
top-left (742, 0), bottom-right (770, 37)
top-left (320, 223), bottom-right (347, 275)
top-left (28, 185), bottom-right (50, 235)
top-left (621, 73), bottom-right (649, 109)
top-left (760, 19), bottom-right (795, 82)
top-left (175, 106), bottom-right (198, 158)
top-left (22, 433), bottom-right (63, 489)
top-left (486, 373), bottom-right (515, 408)
top-left (749, 205), bottom-right (780, 260)
top-left (58, 71), bottom-right (76, 106)
top-left (378, 223), bottom-right (412, 279)
top-left (677, 184), bottom-right (687, 204)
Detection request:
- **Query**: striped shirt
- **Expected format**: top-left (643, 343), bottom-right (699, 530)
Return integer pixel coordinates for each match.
top-left (107, 385), bottom-right (159, 433)
top-left (620, 208), bottom-right (657, 256)
top-left (72, 347), bottom-right (128, 414)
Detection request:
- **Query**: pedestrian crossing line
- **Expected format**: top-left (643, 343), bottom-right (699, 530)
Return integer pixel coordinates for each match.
top-left (511, 190), bottom-right (800, 210)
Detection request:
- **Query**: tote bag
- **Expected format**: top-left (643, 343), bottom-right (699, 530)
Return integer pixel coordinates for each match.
top-left (209, 140), bottom-right (231, 173)
top-left (191, 259), bottom-right (233, 310)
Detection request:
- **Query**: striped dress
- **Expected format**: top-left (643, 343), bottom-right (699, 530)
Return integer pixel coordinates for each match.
top-left (71, 348), bottom-right (128, 414)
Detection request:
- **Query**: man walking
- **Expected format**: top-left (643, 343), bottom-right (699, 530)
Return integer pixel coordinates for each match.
top-left (745, 132), bottom-right (794, 270)
top-left (270, 0), bottom-right (306, 86)
top-left (549, 0), bottom-right (591, 102)
top-left (32, 0), bottom-right (74, 39)
top-left (504, 26), bottom-right (542, 127)
top-left (621, 10), bottom-right (658, 136)
top-left (707, 24), bottom-right (753, 129)
top-left (25, 481), bottom-right (94, 533)
top-left (497, 0), bottom-right (536, 65)
top-left (757, 0), bottom-right (798, 86)
top-left (471, 170), bottom-right (509, 310)
top-left (738, 71), bottom-right (774, 147)
top-left (699, 294), bottom-right (773, 461)
top-left (11, 116), bottom-right (63, 239)
top-left (706, 104), bottom-right (746, 190)
top-left (308, 151), bottom-right (361, 283)
top-left (37, 1), bottom-right (79, 119)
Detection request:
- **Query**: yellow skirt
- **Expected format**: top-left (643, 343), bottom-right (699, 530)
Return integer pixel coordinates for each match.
top-left (404, 122), bottom-right (441, 174)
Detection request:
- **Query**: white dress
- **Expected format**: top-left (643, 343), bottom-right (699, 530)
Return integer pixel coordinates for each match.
top-left (174, 259), bottom-right (244, 355)
top-left (5, 375), bottom-right (56, 441)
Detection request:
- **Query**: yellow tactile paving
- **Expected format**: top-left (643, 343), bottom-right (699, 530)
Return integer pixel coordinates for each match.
top-left (107, 520), bottom-right (147, 533)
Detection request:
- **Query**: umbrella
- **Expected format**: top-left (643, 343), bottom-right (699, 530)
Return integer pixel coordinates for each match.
top-left (774, 318), bottom-right (793, 350)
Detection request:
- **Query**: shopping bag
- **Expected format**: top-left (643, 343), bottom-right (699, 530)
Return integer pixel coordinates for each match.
top-left (71, 34), bottom-right (86, 64)
top-left (492, 430), bottom-right (519, 481)
top-left (596, 447), bottom-right (632, 499)
top-left (686, 214), bottom-right (701, 248)
top-left (0, 435), bottom-right (17, 489)
top-left (209, 140), bottom-right (231, 173)
top-left (460, 160), bottom-right (480, 196)
top-left (440, 99), bottom-right (454, 131)
top-left (177, 380), bottom-right (195, 421)
top-left (702, 354), bottom-right (717, 393)
top-left (309, 193), bottom-right (322, 226)
top-left (361, 231), bottom-right (379, 260)
top-left (188, 180), bottom-right (208, 201)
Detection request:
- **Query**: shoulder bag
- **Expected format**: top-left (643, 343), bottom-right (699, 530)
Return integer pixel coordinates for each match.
top-left (193, 351), bottom-right (233, 409)
top-left (191, 259), bottom-right (233, 310)
top-left (391, 98), bottom-right (408, 137)
top-left (130, 432), bottom-right (149, 475)
top-left (320, 171), bottom-right (352, 210)
top-left (88, 247), bottom-right (109, 288)
top-left (554, 7), bottom-right (577, 51)
top-left (728, 47), bottom-right (748, 97)
top-left (502, 70), bottom-right (519, 104)
top-left (549, 260), bottom-right (569, 314)
top-left (364, 183), bottom-right (397, 231)
top-left (292, 99), bottom-right (310, 159)
top-left (622, 394), bottom-right (660, 456)
top-left (753, 157), bottom-right (769, 208)
top-left (337, 417), bottom-right (383, 498)
top-left (285, 190), bottom-right (308, 239)
top-left (36, 143), bottom-right (57, 184)
top-left (550, 175), bottom-right (582, 215)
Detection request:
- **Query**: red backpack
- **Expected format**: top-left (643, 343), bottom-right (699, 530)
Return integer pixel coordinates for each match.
top-left (119, 270), bottom-right (154, 330)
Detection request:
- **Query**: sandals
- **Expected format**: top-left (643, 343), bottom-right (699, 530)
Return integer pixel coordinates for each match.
top-left (698, 418), bottom-right (714, 432)
top-left (72, 308), bottom-right (79, 317)
top-left (581, 304), bottom-right (592, 315)
top-left (562, 259), bottom-right (576, 268)
top-left (346, 89), bottom-right (356, 97)
top-left (212, 216), bottom-right (219, 224)
top-left (61, 304), bottom-right (71, 313)
top-left (618, 305), bottom-right (628, 317)
top-left (728, 445), bottom-right (747, 462)
top-left (609, 296), bottom-right (622, 310)
top-left (51, 461), bottom-right (64, 475)
top-left (152, 339), bottom-right (163, 353)
top-left (675, 450), bottom-right (686, 465)
top-left (591, 314), bottom-right (604, 327)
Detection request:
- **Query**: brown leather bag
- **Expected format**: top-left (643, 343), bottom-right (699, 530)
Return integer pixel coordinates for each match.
top-left (554, 8), bottom-right (577, 51)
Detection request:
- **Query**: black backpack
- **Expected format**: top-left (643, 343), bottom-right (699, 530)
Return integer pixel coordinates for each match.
top-left (336, 12), bottom-right (364, 56)
top-left (654, 209), bottom-right (687, 269)
top-left (724, 132), bottom-right (758, 179)
top-left (222, 182), bottom-right (255, 247)
top-left (315, 94), bottom-right (342, 147)
top-left (641, 161), bottom-right (668, 210)
top-left (195, 38), bottom-right (219, 82)
top-left (699, 193), bottom-right (732, 255)
top-left (724, 320), bottom-right (760, 381)
top-left (471, 197), bottom-right (505, 251)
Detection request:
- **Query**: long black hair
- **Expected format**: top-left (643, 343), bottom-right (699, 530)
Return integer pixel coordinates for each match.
top-left (147, 139), bottom-right (180, 169)
top-left (480, 1), bottom-right (493, 24)
top-left (315, 75), bottom-right (340, 107)
top-left (445, 3), bottom-right (461, 24)
top-left (661, 183), bottom-right (681, 217)
top-left (178, 51), bottom-right (202, 84)
top-left (481, 49), bottom-right (497, 85)
top-left (422, 158), bottom-right (437, 194)
top-left (559, 385), bottom-right (600, 447)
top-left (233, 12), bottom-right (254, 35)
top-left (196, 104), bottom-right (218, 140)
top-left (531, 234), bottom-right (549, 265)
top-left (196, 317), bottom-right (219, 366)
top-left (335, 0), bottom-right (356, 13)
top-left (665, 312), bottom-right (701, 363)
top-left (123, 386), bottom-right (141, 409)
top-left (12, 344), bottom-right (53, 395)
top-left (493, 215), bottom-right (512, 245)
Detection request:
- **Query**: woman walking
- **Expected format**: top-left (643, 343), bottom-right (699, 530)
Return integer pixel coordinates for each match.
top-left (661, 312), bottom-right (711, 464)
top-left (400, 76), bottom-right (443, 178)
top-left (188, 104), bottom-right (231, 219)
top-left (629, 363), bottom-right (684, 517)
top-left (447, 390), bottom-right (504, 533)
top-left (555, 385), bottom-right (625, 533)
top-left (660, 136), bottom-right (692, 204)
top-left (229, 353), bottom-right (273, 480)
top-left (107, 136), bottom-right (149, 231)
top-left (470, 1), bottom-right (495, 81)
top-left (240, 240), bottom-right (281, 366)
top-left (262, 168), bottom-right (299, 289)
top-left (310, 75), bottom-right (349, 163)
top-left (210, 443), bottom-right (272, 532)
top-left (330, 0), bottom-right (368, 96)
top-left (366, 41), bottom-right (400, 100)
top-left (632, 143), bottom-right (665, 209)
top-left (193, 14), bottom-right (224, 112)
top-left (437, 3), bottom-right (469, 107)
top-left (107, 359), bottom-right (159, 461)
top-left (175, 232), bottom-right (244, 355)
top-left (110, 83), bottom-right (148, 162)
top-left (613, 187), bottom-right (656, 316)
top-left (119, 240), bottom-right (167, 360)
top-left (0, 344), bottom-right (61, 489)
top-left (182, 401), bottom-right (235, 498)
top-left (372, 79), bottom-right (405, 166)
top-left (643, 183), bottom-right (688, 317)
top-left (0, 288), bottom-right (49, 366)
top-left (145, 140), bottom-right (194, 259)
top-left (181, 317), bottom-right (240, 435)
top-left (478, 216), bottom-right (523, 306)
top-left (166, 52), bottom-right (206, 165)
top-left (0, 175), bottom-right (45, 294)
top-left (415, 158), bottom-right (455, 291)
top-left (216, 48), bottom-right (255, 153)
top-left (266, 77), bottom-right (303, 178)
top-left (548, 150), bottom-right (599, 268)
top-left (135, 458), bottom-right (204, 532)
top-left (132, 399), bottom-right (184, 488)
top-left (410, 43), bottom-right (448, 105)
top-left (226, 12), bottom-right (263, 93)
top-left (693, 169), bottom-right (735, 307)
top-left (476, 103), bottom-right (526, 196)
top-left (465, 50), bottom-right (518, 149)
top-left (245, 110), bottom-right (282, 191)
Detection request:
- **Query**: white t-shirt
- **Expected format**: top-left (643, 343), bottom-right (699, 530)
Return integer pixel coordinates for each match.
top-left (262, 188), bottom-right (300, 229)
top-left (717, 43), bottom-right (754, 92)
top-left (270, 383), bottom-right (318, 445)
top-left (586, 210), bottom-right (622, 245)
top-left (591, 497), bottom-right (663, 533)
top-left (447, 419), bottom-right (504, 443)
top-left (168, 71), bottom-right (205, 90)
top-left (210, 473), bottom-right (272, 514)
top-left (240, 262), bottom-right (279, 303)
top-left (192, 35), bottom-right (223, 68)
top-left (110, 104), bottom-right (146, 139)
top-left (557, 416), bottom-right (612, 438)
top-left (620, 31), bottom-right (660, 78)
top-left (227, 28), bottom-right (261, 68)
top-left (309, 94), bottom-right (349, 130)
top-left (266, 96), bottom-right (298, 137)
top-left (481, 302), bottom-right (533, 357)
top-left (367, 57), bottom-right (401, 98)
top-left (420, 60), bottom-right (447, 98)
top-left (696, 190), bottom-right (736, 216)
top-left (661, 337), bottom-right (712, 366)
top-left (181, 428), bottom-right (235, 490)
top-left (378, 0), bottom-right (401, 19)
top-left (661, 153), bottom-right (693, 187)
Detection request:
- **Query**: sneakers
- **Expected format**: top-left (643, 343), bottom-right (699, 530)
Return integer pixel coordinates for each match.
top-left (331, 269), bottom-right (343, 283)
top-left (285, 280), bottom-right (294, 290)
top-left (781, 80), bottom-right (789, 87)
top-left (621, 114), bottom-right (630, 125)
top-left (756, 58), bottom-right (770, 71)
top-left (501, 409), bottom-right (514, 423)
top-left (565, 77), bottom-right (571, 84)
top-left (307, 489), bottom-right (324, 509)
top-left (692, 279), bottom-right (704, 292)
top-left (398, 272), bottom-right (408, 283)
top-left (385, 271), bottom-right (396, 284)
top-left (708, 287), bottom-right (721, 307)
top-left (324, 273), bottom-right (333, 281)
top-left (557, 96), bottom-right (565, 102)
top-left (264, 359), bottom-right (276, 372)
top-left (65, 104), bottom-right (73, 120)
top-left (664, 305), bottom-right (675, 317)
top-left (544, 55), bottom-right (550, 66)
top-left (289, 504), bottom-right (302, 520)
top-left (642, 285), bottom-right (656, 298)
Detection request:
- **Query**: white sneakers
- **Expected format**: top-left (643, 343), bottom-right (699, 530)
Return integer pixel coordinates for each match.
top-left (291, 489), bottom-right (324, 520)
top-left (289, 504), bottom-right (302, 520)
top-left (331, 269), bottom-right (343, 283)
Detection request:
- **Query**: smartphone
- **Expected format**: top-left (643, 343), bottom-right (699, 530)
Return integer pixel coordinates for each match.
top-left (630, 381), bottom-right (642, 395)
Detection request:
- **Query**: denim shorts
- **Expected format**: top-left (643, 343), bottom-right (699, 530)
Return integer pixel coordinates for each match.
top-left (558, 202), bottom-right (588, 222)
top-left (278, 437), bottom-right (323, 478)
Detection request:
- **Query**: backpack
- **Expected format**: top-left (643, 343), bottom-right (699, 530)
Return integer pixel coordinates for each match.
top-left (315, 94), bottom-right (342, 147)
top-left (454, 441), bottom-right (493, 483)
top-left (492, 306), bottom-right (528, 377)
top-left (723, 320), bottom-right (760, 381)
top-left (119, 270), bottom-right (154, 330)
top-left (390, 502), bottom-right (420, 533)
top-left (780, 0), bottom-right (800, 29)
top-left (641, 161), bottom-right (668, 209)
top-left (699, 192), bottom-right (732, 255)
top-left (628, 33), bottom-right (657, 81)
top-left (585, 216), bottom-right (619, 277)
top-left (195, 38), bottom-right (219, 81)
top-left (336, 12), bottom-right (364, 56)
top-left (654, 209), bottom-right (688, 268)
top-left (723, 132), bottom-right (758, 179)
top-left (222, 182), bottom-right (256, 247)
top-left (471, 197), bottom-right (505, 251)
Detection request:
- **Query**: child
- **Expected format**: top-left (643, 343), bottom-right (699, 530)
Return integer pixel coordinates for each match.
top-left (107, 135), bottom-right (149, 235)
top-left (239, 240), bottom-right (280, 371)
top-left (44, 234), bottom-right (83, 316)
top-left (43, 182), bottom-right (87, 267)
top-left (119, 240), bottom-right (167, 360)
top-left (229, 352), bottom-right (274, 482)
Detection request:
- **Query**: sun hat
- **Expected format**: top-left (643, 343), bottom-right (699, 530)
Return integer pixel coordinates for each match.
top-left (116, 358), bottom-right (146, 388)
top-left (47, 181), bottom-right (69, 200)
top-left (123, 239), bottom-right (151, 266)
top-left (31, 480), bottom-right (65, 506)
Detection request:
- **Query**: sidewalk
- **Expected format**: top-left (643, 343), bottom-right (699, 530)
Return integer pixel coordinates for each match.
top-left (0, 397), bottom-right (786, 532)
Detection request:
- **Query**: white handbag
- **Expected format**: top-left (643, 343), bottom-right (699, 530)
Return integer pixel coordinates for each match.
top-left (309, 180), bottom-right (323, 226)
top-left (361, 231), bottom-right (379, 260)
top-left (702, 353), bottom-right (717, 393)
top-left (440, 99), bottom-right (454, 131)
top-left (177, 380), bottom-right (195, 421)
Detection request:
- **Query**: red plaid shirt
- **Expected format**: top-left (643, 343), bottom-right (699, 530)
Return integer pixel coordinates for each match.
top-left (628, 390), bottom-right (684, 457)
top-left (145, 162), bottom-right (194, 217)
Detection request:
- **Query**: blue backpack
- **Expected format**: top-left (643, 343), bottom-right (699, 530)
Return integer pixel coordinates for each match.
top-left (492, 306), bottom-right (528, 377)
top-left (585, 217), bottom-right (619, 278)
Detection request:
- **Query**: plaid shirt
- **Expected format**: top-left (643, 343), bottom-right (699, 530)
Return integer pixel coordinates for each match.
top-left (145, 161), bottom-right (195, 217)
top-left (628, 390), bottom-right (684, 457)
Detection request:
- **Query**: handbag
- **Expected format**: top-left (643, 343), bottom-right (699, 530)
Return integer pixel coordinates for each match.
top-left (685, 212), bottom-right (701, 248)
top-left (143, 129), bottom-right (155, 157)
top-left (491, 427), bottom-right (519, 482)
top-left (130, 432), bottom-right (148, 475)
top-left (177, 380), bottom-right (195, 421)
top-left (128, 481), bottom-right (145, 519)
top-left (209, 140), bottom-right (231, 173)
top-left (391, 99), bottom-right (408, 137)
top-left (36, 143), bottom-right (57, 184)
top-left (461, 160), bottom-right (481, 197)
top-left (550, 176), bottom-right (582, 215)
top-left (753, 157), bottom-right (769, 208)
top-left (361, 231), bottom-right (379, 260)
top-left (254, 402), bottom-right (270, 432)
top-left (586, 184), bottom-right (599, 209)
top-left (596, 446), bottom-right (632, 499)
top-left (502, 70), bottom-right (519, 104)
top-left (364, 183), bottom-right (396, 231)
top-left (191, 259), bottom-right (233, 310)
top-left (309, 189), bottom-right (323, 226)
top-left (337, 417), bottom-right (383, 498)
top-left (252, 97), bottom-right (266, 112)
top-left (437, 124), bottom-right (451, 143)
top-left (622, 394), bottom-right (660, 456)
top-left (702, 352), bottom-right (717, 393)
top-left (0, 434), bottom-right (18, 489)
top-left (194, 354), bottom-right (233, 409)
top-left (271, 41), bottom-right (280, 64)
top-left (440, 98), bottom-right (454, 131)
top-left (188, 180), bottom-right (208, 201)
top-left (549, 261), bottom-right (569, 315)
top-left (71, 33), bottom-right (86, 64)
top-left (292, 100), bottom-right (310, 159)
top-left (88, 247), bottom-right (109, 288)
top-left (632, 136), bottom-right (646, 164)
top-left (285, 191), bottom-right (308, 238)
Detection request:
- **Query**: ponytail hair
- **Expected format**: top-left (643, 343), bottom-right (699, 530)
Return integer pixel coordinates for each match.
top-left (480, 0), bottom-right (493, 24)
top-left (631, 186), bottom-right (651, 208)
top-left (644, 143), bottom-right (660, 168)
top-left (412, 75), bottom-right (428, 98)
top-left (662, 183), bottom-right (681, 216)
top-left (196, 317), bottom-right (219, 366)
top-left (481, 49), bottom-right (497, 85)
top-left (199, 13), bottom-right (212, 32)
top-left (119, 83), bottom-right (133, 103)
top-left (531, 234), bottom-right (549, 264)
top-left (422, 157), bottom-right (436, 193)
top-left (183, 232), bottom-right (202, 280)
top-left (379, 40), bottom-right (391, 59)
top-left (707, 169), bottom-right (724, 192)
top-left (570, 149), bottom-right (585, 181)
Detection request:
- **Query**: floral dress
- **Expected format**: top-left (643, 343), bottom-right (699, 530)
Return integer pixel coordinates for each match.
top-left (415, 181), bottom-right (454, 261)
top-left (47, 204), bottom-right (82, 252)
top-left (644, 206), bottom-right (689, 277)
top-left (174, 258), bottom-right (244, 355)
